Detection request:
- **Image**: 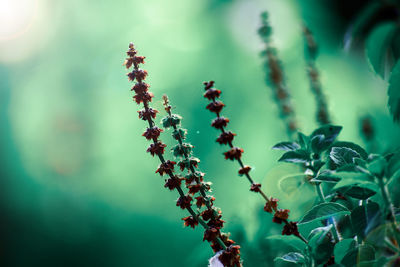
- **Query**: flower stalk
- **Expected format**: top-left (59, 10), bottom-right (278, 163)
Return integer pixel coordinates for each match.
top-left (161, 95), bottom-right (242, 265)
top-left (203, 80), bottom-right (307, 244)
top-left (302, 25), bottom-right (331, 126)
top-left (125, 43), bottom-right (241, 267)
top-left (258, 12), bottom-right (298, 139)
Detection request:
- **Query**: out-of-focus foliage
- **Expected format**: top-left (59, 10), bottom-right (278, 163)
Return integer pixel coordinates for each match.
top-left (1, 0), bottom-right (400, 266)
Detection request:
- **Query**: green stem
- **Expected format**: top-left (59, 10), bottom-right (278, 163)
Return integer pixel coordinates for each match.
top-left (378, 178), bottom-right (397, 225)
top-left (315, 182), bottom-right (341, 242)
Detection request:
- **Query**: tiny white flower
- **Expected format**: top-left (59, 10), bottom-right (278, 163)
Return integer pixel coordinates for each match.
top-left (208, 251), bottom-right (224, 267)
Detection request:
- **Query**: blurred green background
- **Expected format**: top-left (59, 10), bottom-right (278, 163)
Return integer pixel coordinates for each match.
top-left (1, 0), bottom-right (400, 266)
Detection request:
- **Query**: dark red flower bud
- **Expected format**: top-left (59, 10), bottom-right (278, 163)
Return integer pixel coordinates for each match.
top-left (238, 166), bottom-right (251, 176)
top-left (210, 240), bottom-right (223, 253)
top-left (203, 227), bottom-right (220, 242)
top-left (273, 209), bottom-right (290, 224)
top-left (176, 195), bottom-right (192, 209)
top-left (221, 234), bottom-right (235, 247)
top-left (204, 88), bottom-right (221, 100)
top-left (201, 209), bottom-right (214, 221)
top-left (277, 88), bottom-right (288, 100)
top-left (155, 160), bottom-right (176, 176)
top-left (211, 117), bottom-right (229, 129)
top-left (127, 69), bottom-right (147, 82)
top-left (289, 120), bottom-right (297, 131)
top-left (203, 81), bottom-right (215, 90)
top-left (126, 43), bottom-right (136, 57)
top-left (164, 176), bottom-right (182, 190)
top-left (124, 58), bottom-right (134, 69)
top-left (206, 101), bottom-right (225, 113)
top-left (131, 82), bottom-right (150, 94)
top-left (138, 107), bottom-right (158, 121)
top-left (216, 131), bottom-right (236, 145)
top-left (282, 221), bottom-right (299, 236)
top-left (264, 198), bottom-right (278, 213)
top-left (182, 216), bottom-right (198, 229)
top-left (188, 184), bottom-right (202, 195)
top-left (207, 217), bottom-right (225, 229)
top-left (142, 127), bottom-right (163, 140)
top-left (133, 56), bottom-right (145, 65)
top-left (282, 104), bottom-right (292, 115)
top-left (195, 196), bottom-right (206, 208)
top-left (250, 183), bottom-right (261, 192)
top-left (224, 147), bottom-right (244, 161)
top-left (219, 245), bottom-right (241, 267)
top-left (133, 91), bottom-right (153, 104)
top-left (185, 172), bottom-right (204, 185)
top-left (147, 141), bottom-right (166, 156)
top-left (361, 117), bottom-right (374, 141)
top-left (127, 71), bottom-right (136, 81)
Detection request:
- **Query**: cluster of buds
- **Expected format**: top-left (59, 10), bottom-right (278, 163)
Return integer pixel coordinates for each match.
top-left (258, 12), bottom-right (298, 139)
top-left (302, 25), bottom-right (331, 125)
top-left (204, 81), bottom-right (305, 241)
top-left (125, 43), bottom-right (241, 266)
top-left (161, 95), bottom-right (241, 266)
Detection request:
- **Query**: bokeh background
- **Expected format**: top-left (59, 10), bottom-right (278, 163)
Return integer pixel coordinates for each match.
top-left (1, 0), bottom-right (400, 266)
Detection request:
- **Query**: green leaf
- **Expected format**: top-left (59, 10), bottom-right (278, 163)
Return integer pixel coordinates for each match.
top-left (334, 171), bottom-right (371, 181)
top-left (336, 164), bottom-right (360, 173)
top-left (298, 203), bottom-right (350, 225)
top-left (266, 235), bottom-right (306, 251)
top-left (311, 125), bottom-right (342, 143)
top-left (387, 151), bottom-right (400, 178)
top-left (351, 202), bottom-right (381, 239)
top-left (275, 252), bottom-right (305, 264)
top-left (330, 147), bottom-right (361, 167)
top-left (307, 225), bottom-right (332, 249)
top-left (334, 239), bottom-right (356, 264)
top-left (388, 60), bottom-right (400, 122)
top-left (278, 150), bottom-right (310, 163)
top-left (353, 157), bottom-right (367, 168)
top-left (358, 244), bottom-right (375, 262)
top-left (311, 134), bottom-right (334, 153)
top-left (344, 2), bottom-right (380, 50)
top-left (333, 179), bottom-right (378, 200)
top-left (310, 173), bottom-right (341, 183)
top-left (272, 142), bottom-right (300, 151)
top-left (367, 155), bottom-right (387, 178)
top-left (298, 132), bottom-right (310, 151)
top-left (366, 22), bottom-right (397, 78)
top-left (340, 244), bottom-right (375, 267)
top-left (331, 141), bottom-right (368, 159)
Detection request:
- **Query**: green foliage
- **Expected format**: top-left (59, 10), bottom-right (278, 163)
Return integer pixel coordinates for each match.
top-left (278, 150), bottom-right (310, 163)
top-left (275, 252), bottom-right (306, 264)
top-left (366, 22), bottom-right (398, 78)
top-left (310, 173), bottom-right (341, 183)
top-left (329, 147), bottom-right (361, 167)
top-left (331, 141), bottom-right (368, 160)
top-left (266, 235), bottom-right (306, 252)
top-left (272, 142), bottom-right (301, 151)
top-left (274, 125), bottom-right (399, 266)
top-left (298, 202), bottom-right (350, 225)
top-left (387, 151), bottom-right (400, 179)
top-left (334, 239), bottom-right (356, 264)
top-left (351, 201), bottom-right (381, 239)
top-left (388, 60), bottom-right (400, 122)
